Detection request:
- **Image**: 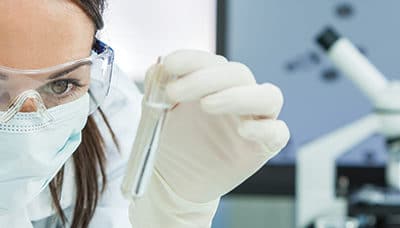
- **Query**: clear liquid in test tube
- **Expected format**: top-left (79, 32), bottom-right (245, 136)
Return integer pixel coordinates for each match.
top-left (121, 57), bottom-right (176, 200)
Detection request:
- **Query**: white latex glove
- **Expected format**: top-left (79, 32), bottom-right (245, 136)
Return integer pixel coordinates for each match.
top-left (131, 50), bottom-right (290, 227)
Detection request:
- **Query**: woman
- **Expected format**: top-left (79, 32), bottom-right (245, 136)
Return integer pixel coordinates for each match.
top-left (0, 0), bottom-right (290, 227)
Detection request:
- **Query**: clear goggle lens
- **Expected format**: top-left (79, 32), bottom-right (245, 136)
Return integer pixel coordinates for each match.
top-left (0, 39), bottom-right (114, 121)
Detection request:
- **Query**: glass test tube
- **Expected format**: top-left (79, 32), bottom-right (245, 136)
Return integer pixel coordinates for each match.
top-left (121, 58), bottom-right (176, 200)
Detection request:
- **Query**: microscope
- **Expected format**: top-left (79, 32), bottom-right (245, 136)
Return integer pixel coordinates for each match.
top-left (296, 27), bottom-right (400, 228)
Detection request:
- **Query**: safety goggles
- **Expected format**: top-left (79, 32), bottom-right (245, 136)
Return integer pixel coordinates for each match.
top-left (0, 39), bottom-right (114, 123)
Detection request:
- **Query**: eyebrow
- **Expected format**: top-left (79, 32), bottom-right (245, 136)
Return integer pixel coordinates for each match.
top-left (47, 61), bottom-right (92, 80)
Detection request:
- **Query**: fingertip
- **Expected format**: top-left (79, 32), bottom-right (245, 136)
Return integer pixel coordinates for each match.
top-left (272, 120), bottom-right (291, 149)
top-left (238, 119), bottom-right (290, 152)
top-left (260, 83), bottom-right (284, 116)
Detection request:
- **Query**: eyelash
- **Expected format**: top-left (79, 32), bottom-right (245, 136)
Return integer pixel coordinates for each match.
top-left (60, 79), bottom-right (84, 88)
top-left (50, 78), bottom-right (85, 96)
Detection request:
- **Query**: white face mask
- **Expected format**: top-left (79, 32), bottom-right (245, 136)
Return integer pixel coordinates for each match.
top-left (0, 93), bottom-right (89, 215)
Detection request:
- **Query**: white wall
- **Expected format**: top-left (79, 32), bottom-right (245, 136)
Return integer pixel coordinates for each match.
top-left (100, 0), bottom-right (217, 81)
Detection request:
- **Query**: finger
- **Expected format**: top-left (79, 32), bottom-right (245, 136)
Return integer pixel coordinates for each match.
top-left (201, 83), bottom-right (284, 118)
top-left (166, 62), bottom-right (256, 102)
top-left (163, 50), bottom-right (228, 76)
top-left (238, 119), bottom-right (290, 153)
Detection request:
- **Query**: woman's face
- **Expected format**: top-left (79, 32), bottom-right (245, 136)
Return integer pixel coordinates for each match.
top-left (0, 0), bottom-right (95, 112)
top-left (0, 0), bottom-right (95, 69)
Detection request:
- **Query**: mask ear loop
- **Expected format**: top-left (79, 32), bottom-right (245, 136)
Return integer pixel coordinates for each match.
top-left (0, 90), bottom-right (54, 124)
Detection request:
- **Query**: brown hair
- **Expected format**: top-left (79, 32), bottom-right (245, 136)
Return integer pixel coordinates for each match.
top-left (48, 1), bottom-right (114, 227)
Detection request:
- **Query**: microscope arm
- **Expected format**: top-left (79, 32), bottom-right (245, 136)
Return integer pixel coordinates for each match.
top-left (296, 114), bottom-right (380, 227)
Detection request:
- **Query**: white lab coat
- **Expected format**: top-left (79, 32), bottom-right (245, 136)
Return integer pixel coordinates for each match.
top-left (0, 65), bottom-right (143, 228)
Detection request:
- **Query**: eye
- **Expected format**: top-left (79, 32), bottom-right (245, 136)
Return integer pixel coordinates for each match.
top-left (49, 80), bottom-right (73, 95)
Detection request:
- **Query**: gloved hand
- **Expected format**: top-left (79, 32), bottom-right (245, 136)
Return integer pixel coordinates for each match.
top-left (131, 50), bottom-right (290, 227)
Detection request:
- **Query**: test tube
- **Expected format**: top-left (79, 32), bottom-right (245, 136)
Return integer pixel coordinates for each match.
top-left (121, 58), bottom-right (176, 200)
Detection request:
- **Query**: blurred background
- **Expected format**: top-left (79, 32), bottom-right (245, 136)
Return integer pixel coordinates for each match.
top-left (101, 1), bottom-right (400, 227)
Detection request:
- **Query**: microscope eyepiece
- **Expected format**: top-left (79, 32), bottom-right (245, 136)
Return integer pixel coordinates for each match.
top-left (316, 27), bottom-right (341, 51)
